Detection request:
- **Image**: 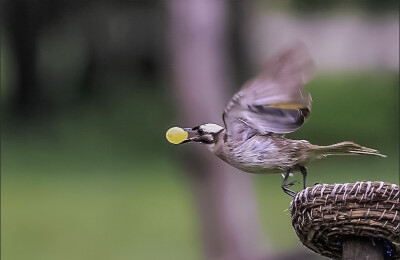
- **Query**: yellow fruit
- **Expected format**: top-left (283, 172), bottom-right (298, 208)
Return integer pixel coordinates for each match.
top-left (166, 127), bottom-right (188, 144)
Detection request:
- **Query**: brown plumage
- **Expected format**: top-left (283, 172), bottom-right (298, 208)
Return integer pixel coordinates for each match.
top-left (176, 43), bottom-right (385, 197)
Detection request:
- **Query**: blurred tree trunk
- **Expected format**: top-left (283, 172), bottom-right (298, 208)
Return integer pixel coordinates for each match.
top-left (229, 1), bottom-right (254, 86)
top-left (3, 0), bottom-right (42, 118)
top-left (167, 1), bottom-right (268, 259)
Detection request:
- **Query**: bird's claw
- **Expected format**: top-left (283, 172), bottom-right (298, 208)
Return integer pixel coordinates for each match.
top-left (286, 180), bottom-right (299, 187)
top-left (282, 181), bottom-right (299, 197)
top-left (282, 186), bottom-right (297, 197)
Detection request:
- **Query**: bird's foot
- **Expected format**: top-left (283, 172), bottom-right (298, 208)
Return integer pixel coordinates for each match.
top-left (282, 181), bottom-right (299, 197)
top-left (282, 185), bottom-right (297, 197)
top-left (286, 180), bottom-right (299, 187)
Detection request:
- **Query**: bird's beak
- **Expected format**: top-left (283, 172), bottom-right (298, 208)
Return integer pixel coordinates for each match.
top-left (179, 127), bottom-right (201, 144)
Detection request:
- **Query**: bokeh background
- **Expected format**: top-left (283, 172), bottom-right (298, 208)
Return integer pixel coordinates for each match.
top-left (1, 1), bottom-right (398, 259)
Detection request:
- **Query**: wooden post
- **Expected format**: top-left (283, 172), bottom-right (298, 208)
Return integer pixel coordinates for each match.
top-left (343, 238), bottom-right (384, 260)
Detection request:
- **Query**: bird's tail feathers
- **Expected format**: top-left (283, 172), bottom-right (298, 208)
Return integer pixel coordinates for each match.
top-left (311, 141), bottom-right (386, 158)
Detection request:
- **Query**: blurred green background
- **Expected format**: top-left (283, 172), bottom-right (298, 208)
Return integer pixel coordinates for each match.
top-left (2, 73), bottom-right (398, 259)
top-left (1, 1), bottom-right (399, 260)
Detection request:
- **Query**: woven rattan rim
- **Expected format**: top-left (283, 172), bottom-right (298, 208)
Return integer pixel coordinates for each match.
top-left (290, 181), bottom-right (399, 259)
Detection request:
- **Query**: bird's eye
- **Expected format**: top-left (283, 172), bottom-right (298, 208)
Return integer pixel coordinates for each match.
top-left (198, 128), bottom-right (204, 134)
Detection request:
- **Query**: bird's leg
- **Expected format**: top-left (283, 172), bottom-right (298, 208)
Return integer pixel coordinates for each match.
top-left (282, 169), bottom-right (297, 197)
top-left (300, 166), bottom-right (307, 189)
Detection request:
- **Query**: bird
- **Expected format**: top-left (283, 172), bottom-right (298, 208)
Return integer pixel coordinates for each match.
top-left (166, 44), bottom-right (386, 197)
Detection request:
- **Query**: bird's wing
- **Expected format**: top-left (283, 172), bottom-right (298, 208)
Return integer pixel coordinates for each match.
top-left (223, 44), bottom-right (314, 142)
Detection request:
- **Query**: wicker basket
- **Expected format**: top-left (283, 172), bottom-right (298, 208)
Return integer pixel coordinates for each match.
top-left (290, 181), bottom-right (399, 259)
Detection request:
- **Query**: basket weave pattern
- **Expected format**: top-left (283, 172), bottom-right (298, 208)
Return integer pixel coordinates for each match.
top-left (290, 181), bottom-right (399, 259)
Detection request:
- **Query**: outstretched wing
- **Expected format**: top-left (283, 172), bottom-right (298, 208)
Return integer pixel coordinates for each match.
top-left (223, 43), bottom-right (314, 142)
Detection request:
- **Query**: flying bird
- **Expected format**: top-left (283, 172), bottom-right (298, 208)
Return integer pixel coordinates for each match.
top-left (166, 44), bottom-right (385, 197)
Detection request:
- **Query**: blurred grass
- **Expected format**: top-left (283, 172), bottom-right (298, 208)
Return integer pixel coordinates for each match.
top-left (2, 72), bottom-right (399, 259)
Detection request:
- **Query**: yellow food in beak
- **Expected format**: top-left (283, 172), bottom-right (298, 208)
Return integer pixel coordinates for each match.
top-left (166, 127), bottom-right (189, 144)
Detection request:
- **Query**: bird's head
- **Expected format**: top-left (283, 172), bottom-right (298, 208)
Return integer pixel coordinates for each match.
top-left (166, 123), bottom-right (224, 146)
